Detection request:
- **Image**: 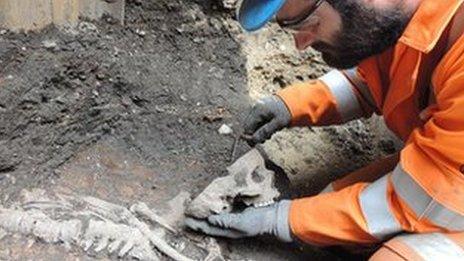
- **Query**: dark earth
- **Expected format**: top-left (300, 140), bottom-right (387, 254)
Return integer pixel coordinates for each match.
top-left (0, 0), bottom-right (251, 199)
top-left (0, 0), bottom-right (347, 260)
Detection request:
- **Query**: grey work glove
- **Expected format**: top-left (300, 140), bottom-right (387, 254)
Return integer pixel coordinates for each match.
top-left (185, 200), bottom-right (293, 242)
top-left (243, 96), bottom-right (292, 144)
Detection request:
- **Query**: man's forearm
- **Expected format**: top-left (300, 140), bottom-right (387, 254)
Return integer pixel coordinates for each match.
top-left (276, 68), bottom-right (375, 127)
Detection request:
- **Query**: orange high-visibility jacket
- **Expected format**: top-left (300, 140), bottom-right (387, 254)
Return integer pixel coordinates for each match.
top-left (276, 0), bottom-right (464, 246)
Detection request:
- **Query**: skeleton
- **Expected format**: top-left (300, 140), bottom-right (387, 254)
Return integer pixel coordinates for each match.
top-left (0, 149), bottom-right (282, 260)
top-left (186, 149), bottom-right (280, 219)
top-left (130, 202), bottom-right (177, 233)
top-left (0, 189), bottom-right (224, 261)
top-left (0, 208), bottom-right (81, 248)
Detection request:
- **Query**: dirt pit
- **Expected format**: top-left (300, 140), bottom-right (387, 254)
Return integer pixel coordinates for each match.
top-left (0, 0), bottom-right (397, 260)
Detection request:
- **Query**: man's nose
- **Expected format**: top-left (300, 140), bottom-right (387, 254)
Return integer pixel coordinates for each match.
top-left (293, 32), bottom-right (317, 51)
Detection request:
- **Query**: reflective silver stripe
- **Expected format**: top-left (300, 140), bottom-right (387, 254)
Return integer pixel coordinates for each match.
top-left (359, 175), bottom-right (402, 239)
top-left (343, 68), bottom-right (376, 109)
top-left (392, 165), bottom-right (464, 231)
top-left (319, 70), bottom-right (363, 122)
top-left (398, 233), bottom-right (464, 260)
top-left (319, 183), bottom-right (334, 194)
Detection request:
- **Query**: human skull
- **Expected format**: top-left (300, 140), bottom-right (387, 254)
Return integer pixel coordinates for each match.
top-left (185, 149), bottom-right (280, 219)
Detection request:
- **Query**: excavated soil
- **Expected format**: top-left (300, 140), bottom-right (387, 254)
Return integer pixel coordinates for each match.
top-left (0, 0), bottom-right (253, 198)
top-left (0, 0), bottom-right (398, 260)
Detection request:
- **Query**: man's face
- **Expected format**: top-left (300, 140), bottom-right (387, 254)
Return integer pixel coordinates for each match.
top-left (277, 0), bottom-right (410, 69)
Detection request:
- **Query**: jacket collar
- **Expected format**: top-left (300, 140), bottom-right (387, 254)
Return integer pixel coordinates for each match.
top-left (399, 0), bottom-right (464, 53)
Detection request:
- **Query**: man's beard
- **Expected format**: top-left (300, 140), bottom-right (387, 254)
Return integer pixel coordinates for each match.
top-left (314, 0), bottom-right (410, 69)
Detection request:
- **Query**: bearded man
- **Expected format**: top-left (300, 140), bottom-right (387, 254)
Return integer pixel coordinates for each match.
top-left (187, 0), bottom-right (464, 259)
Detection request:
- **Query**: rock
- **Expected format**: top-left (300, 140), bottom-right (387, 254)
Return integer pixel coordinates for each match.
top-left (135, 29), bottom-right (146, 37)
top-left (185, 149), bottom-right (280, 219)
top-left (218, 124), bottom-right (233, 135)
top-left (78, 22), bottom-right (98, 34)
top-left (192, 37), bottom-right (202, 43)
top-left (96, 73), bottom-right (106, 80)
top-left (222, 0), bottom-right (238, 9)
top-left (154, 106), bottom-right (165, 113)
top-left (42, 40), bottom-right (57, 50)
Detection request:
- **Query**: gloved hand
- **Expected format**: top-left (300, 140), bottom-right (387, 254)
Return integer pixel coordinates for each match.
top-left (185, 200), bottom-right (293, 242)
top-left (243, 96), bottom-right (292, 144)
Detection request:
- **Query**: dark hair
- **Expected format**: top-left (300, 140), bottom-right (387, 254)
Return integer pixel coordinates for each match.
top-left (317, 0), bottom-right (409, 68)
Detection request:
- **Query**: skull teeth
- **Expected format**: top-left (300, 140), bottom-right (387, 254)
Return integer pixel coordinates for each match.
top-left (253, 200), bottom-right (274, 208)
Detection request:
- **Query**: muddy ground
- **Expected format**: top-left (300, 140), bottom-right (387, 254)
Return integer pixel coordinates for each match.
top-left (0, 0), bottom-right (397, 260)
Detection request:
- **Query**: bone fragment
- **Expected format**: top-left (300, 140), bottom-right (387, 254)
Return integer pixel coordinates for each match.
top-left (93, 236), bottom-right (109, 252)
top-left (82, 196), bottom-right (193, 261)
top-left (130, 202), bottom-right (177, 233)
top-left (127, 212), bottom-right (194, 261)
top-left (204, 238), bottom-right (225, 261)
top-left (119, 241), bottom-right (135, 257)
top-left (82, 219), bottom-right (158, 260)
top-left (108, 239), bottom-right (123, 254)
top-left (0, 208), bottom-right (82, 244)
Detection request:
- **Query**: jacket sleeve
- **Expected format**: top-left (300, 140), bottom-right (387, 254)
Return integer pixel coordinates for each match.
top-left (276, 68), bottom-right (376, 127)
top-left (393, 52), bottom-right (464, 228)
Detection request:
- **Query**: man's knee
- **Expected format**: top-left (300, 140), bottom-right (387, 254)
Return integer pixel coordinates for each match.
top-left (370, 233), bottom-right (464, 260)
